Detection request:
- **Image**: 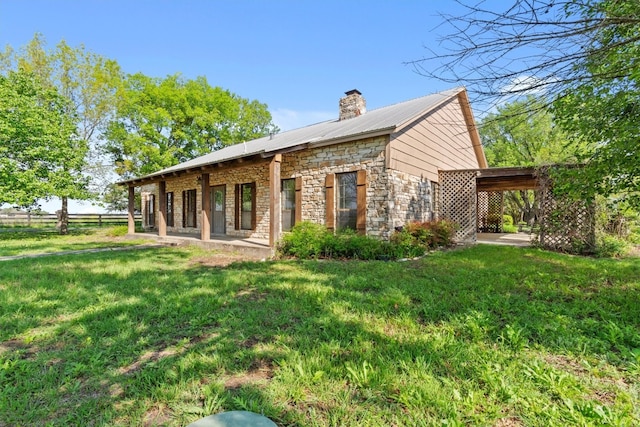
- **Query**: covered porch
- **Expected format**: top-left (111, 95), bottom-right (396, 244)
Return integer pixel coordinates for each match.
top-left (439, 166), bottom-right (540, 244)
top-left (127, 231), bottom-right (272, 258)
top-left (124, 154), bottom-right (286, 250)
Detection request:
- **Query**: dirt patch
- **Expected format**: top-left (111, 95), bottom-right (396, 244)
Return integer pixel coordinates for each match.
top-left (142, 406), bottom-right (173, 427)
top-left (493, 417), bottom-right (523, 427)
top-left (589, 389), bottom-right (617, 405)
top-left (0, 338), bottom-right (27, 355)
top-left (118, 346), bottom-right (184, 376)
top-left (543, 354), bottom-right (588, 376)
top-left (224, 358), bottom-right (274, 390)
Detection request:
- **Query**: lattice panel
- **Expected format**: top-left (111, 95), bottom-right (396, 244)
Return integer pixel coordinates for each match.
top-left (536, 186), bottom-right (596, 253)
top-left (477, 191), bottom-right (504, 232)
top-left (439, 170), bottom-right (478, 242)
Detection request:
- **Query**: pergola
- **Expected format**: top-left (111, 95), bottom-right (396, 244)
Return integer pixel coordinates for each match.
top-left (438, 166), bottom-right (595, 251)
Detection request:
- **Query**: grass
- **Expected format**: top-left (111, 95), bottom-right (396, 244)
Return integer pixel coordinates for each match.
top-left (0, 237), bottom-right (639, 426)
top-left (0, 228), bottom-right (149, 257)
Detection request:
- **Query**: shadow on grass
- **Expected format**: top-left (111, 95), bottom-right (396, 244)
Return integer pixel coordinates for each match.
top-left (0, 229), bottom-right (141, 257)
top-left (0, 228), bottom-right (96, 240)
top-left (0, 245), bottom-right (638, 425)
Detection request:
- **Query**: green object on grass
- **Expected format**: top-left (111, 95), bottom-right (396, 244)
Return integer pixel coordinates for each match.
top-left (187, 411), bottom-right (277, 427)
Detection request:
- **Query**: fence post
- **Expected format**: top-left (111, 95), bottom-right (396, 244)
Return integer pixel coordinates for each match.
top-left (99, 214), bottom-right (102, 227)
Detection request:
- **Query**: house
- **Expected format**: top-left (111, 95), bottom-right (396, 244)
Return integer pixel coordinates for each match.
top-left (119, 87), bottom-right (487, 247)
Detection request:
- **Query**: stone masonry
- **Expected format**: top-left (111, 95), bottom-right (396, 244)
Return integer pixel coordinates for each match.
top-left (141, 136), bottom-right (436, 241)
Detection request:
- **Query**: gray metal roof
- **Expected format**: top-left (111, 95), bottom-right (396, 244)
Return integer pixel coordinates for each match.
top-left (123, 87), bottom-right (464, 183)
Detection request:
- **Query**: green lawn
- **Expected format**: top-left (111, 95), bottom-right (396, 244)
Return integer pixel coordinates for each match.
top-left (0, 241), bottom-right (638, 426)
top-left (0, 228), bottom-right (148, 257)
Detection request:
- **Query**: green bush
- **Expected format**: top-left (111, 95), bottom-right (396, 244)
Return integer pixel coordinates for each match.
top-left (278, 220), bottom-right (459, 261)
top-left (503, 215), bottom-right (514, 227)
top-left (390, 219), bottom-right (458, 256)
top-left (594, 233), bottom-right (629, 258)
top-left (278, 221), bottom-right (330, 259)
top-left (106, 225), bottom-right (129, 237)
top-left (503, 224), bottom-right (518, 233)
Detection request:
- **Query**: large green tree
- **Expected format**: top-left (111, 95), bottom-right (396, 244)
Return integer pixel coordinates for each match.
top-left (553, 0), bottom-right (640, 204)
top-left (0, 70), bottom-right (88, 231)
top-left (1, 34), bottom-right (123, 227)
top-left (481, 97), bottom-right (577, 223)
top-left (414, 0), bottom-right (640, 206)
top-left (105, 73), bottom-right (278, 179)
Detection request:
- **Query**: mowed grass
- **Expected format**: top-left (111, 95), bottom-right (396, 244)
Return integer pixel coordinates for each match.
top-left (0, 228), bottom-right (147, 257)
top-left (0, 241), bottom-right (639, 426)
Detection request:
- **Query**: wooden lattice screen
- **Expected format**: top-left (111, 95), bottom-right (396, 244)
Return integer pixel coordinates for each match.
top-left (477, 191), bottom-right (504, 232)
top-left (536, 185), bottom-right (596, 252)
top-left (440, 166), bottom-right (596, 250)
top-left (439, 170), bottom-right (477, 242)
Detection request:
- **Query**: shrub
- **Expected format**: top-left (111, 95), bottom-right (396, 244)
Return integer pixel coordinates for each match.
top-left (390, 219), bottom-right (458, 255)
top-left (503, 224), bottom-right (518, 233)
top-left (594, 233), bottom-right (629, 258)
top-left (106, 225), bottom-right (129, 237)
top-left (278, 221), bottom-right (329, 259)
top-left (503, 215), bottom-right (514, 227)
top-left (279, 220), bottom-right (459, 261)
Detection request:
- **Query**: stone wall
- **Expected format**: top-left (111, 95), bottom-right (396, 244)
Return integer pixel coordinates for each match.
top-left (140, 163), bottom-right (271, 239)
top-left (281, 136), bottom-right (390, 237)
top-left (140, 135), bottom-right (438, 242)
top-left (386, 170), bottom-right (435, 232)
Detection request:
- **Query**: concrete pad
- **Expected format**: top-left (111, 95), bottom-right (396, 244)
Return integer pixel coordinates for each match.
top-left (477, 232), bottom-right (533, 247)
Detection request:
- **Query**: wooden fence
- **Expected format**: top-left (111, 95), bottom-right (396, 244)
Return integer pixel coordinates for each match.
top-left (0, 213), bottom-right (141, 228)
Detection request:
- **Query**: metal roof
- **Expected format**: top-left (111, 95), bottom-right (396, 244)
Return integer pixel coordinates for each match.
top-left (120, 87), bottom-right (465, 184)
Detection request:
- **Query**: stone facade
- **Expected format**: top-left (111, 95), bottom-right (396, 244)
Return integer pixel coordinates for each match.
top-left (281, 136), bottom-right (388, 234)
top-left (387, 170), bottom-right (436, 232)
top-left (141, 163), bottom-right (272, 239)
top-left (141, 135), bottom-right (437, 241)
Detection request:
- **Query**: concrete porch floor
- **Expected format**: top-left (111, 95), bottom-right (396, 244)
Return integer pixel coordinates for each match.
top-left (476, 232), bottom-right (534, 247)
top-left (127, 231), bottom-right (273, 258)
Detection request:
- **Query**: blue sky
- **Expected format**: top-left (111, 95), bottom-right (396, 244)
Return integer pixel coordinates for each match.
top-left (0, 0), bottom-right (510, 212)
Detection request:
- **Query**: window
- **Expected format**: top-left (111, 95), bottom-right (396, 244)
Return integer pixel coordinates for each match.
top-left (326, 171), bottom-right (366, 233)
top-left (235, 182), bottom-right (256, 230)
top-left (146, 194), bottom-right (155, 228)
top-left (281, 178), bottom-right (296, 231)
top-left (166, 192), bottom-right (174, 227)
top-left (336, 172), bottom-right (357, 231)
top-left (183, 189), bottom-right (197, 228)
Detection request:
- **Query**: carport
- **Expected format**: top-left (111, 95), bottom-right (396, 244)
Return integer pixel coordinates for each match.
top-left (438, 166), bottom-right (595, 251)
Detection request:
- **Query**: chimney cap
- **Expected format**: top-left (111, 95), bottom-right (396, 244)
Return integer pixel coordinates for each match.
top-left (344, 89), bottom-right (362, 96)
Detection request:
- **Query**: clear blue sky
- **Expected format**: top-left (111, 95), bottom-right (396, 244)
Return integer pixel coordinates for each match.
top-left (0, 0), bottom-right (509, 212)
top-left (0, 0), bottom-right (487, 129)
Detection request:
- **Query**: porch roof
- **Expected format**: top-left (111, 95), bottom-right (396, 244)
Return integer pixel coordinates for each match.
top-left (119, 87), bottom-right (467, 186)
top-left (440, 166), bottom-right (540, 192)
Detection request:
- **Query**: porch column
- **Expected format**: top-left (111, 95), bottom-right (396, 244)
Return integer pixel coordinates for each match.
top-left (201, 173), bottom-right (211, 241)
top-left (127, 186), bottom-right (135, 235)
top-left (269, 154), bottom-right (282, 247)
top-left (158, 180), bottom-right (167, 237)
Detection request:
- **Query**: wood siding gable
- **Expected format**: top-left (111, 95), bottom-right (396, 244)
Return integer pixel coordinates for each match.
top-left (387, 95), bottom-right (484, 182)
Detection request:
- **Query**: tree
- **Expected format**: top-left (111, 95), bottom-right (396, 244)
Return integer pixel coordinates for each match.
top-left (102, 183), bottom-right (140, 213)
top-left (105, 73), bottom-right (278, 179)
top-left (1, 34), bottom-right (123, 229)
top-left (413, 0), bottom-right (640, 205)
top-left (480, 96), bottom-right (577, 223)
top-left (0, 70), bottom-right (88, 233)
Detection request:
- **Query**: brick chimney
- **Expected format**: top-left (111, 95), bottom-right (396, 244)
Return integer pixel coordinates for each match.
top-left (339, 89), bottom-right (366, 120)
